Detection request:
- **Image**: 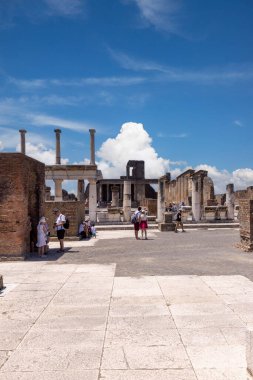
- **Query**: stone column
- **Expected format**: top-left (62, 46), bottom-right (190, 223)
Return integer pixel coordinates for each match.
top-left (89, 129), bottom-right (96, 165)
top-left (226, 183), bottom-right (235, 220)
top-left (54, 179), bottom-right (63, 201)
top-left (157, 179), bottom-right (165, 222)
top-left (89, 179), bottom-right (97, 222)
top-left (123, 181), bottom-right (131, 222)
top-left (19, 129), bottom-right (27, 154)
top-left (54, 129), bottom-right (61, 165)
top-left (77, 180), bottom-right (85, 201)
top-left (192, 177), bottom-right (201, 221)
top-left (111, 186), bottom-right (119, 207)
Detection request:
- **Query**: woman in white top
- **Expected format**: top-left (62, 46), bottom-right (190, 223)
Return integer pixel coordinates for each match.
top-left (36, 217), bottom-right (47, 257)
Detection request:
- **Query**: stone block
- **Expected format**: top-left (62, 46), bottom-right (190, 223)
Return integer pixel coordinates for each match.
top-left (246, 327), bottom-right (253, 375)
top-left (163, 212), bottom-right (173, 223)
top-left (158, 223), bottom-right (175, 232)
top-left (204, 207), bottom-right (218, 221)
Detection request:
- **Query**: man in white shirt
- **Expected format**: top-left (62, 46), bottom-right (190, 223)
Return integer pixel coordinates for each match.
top-left (53, 208), bottom-right (66, 253)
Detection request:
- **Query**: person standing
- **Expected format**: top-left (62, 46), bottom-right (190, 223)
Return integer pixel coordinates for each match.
top-left (140, 209), bottom-right (148, 240)
top-left (175, 209), bottom-right (185, 233)
top-left (133, 206), bottom-right (142, 240)
top-left (36, 216), bottom-right (47, 257)
top-left (53, 208), bottom-right (66, 252)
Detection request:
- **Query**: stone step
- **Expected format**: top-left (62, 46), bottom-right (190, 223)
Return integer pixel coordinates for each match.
top-left (50, 222), bottom-right (239, 239)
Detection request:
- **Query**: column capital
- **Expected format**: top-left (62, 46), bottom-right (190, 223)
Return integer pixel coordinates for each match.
top-left (19, 129), bottom-right (27, 134)
top-left (54, 129), bottom-right (61, 134)
top-left (88, 178), bottom-right (97, 185)
top-left (89, 129), bottom-right (96, 135)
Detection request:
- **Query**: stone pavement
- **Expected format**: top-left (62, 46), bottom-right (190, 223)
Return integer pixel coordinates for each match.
top-left (1, 229), bottom-right (253, 379)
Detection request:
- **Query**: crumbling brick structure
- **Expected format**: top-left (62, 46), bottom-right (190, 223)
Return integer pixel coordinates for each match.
top-left (0, 153), bottom-right (45, 259)
top-left (239, 199), bottom-right (253, 251)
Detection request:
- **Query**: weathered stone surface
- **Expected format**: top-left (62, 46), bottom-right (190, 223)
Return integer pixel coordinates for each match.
top-left (246, 327), bottom-right (253, 376)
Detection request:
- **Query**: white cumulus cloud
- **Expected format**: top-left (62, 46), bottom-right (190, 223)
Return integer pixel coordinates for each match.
top-left (15, 142), bottom-right (69, 165)
top-left (96, 122), bottom-right (172, 178)
top-left (195, 164), bottom-right (253, 194)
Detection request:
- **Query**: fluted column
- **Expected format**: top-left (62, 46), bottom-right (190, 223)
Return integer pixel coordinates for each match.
top-left (89, 129), bottom-right (96, 165)
top-left (19, 129), bottom-right (27, 154)
top-left (89, 179), bottom-right (97, 222)
top-left (54, 129), bottom-right (61, 164)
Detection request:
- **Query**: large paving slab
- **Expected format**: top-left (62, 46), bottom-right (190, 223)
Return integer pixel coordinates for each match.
top-left (1, 230), bottom-right (253, 379)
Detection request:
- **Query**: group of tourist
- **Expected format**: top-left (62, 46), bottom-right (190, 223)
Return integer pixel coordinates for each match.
top-left (78, 219), bottom-right (96, 240)
top-left (132, 204), bottom-right (185, 238)
top-left (36, 208), bottom-right (97, 257)
top-left (132, 206), bottom-right (149, 240)
top-left (36, 208), bottom-right (66, 257)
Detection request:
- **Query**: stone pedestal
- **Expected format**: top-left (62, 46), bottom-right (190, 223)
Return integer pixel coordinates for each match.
top-left (158, 212), bottom-right (175, 232)
top-left (0, 275), bottom-right (3, 290)
top-left (123, 181), bottom-right (131, 222)
top-left (218, 206), bottom-right (228, 220)
top-left (247, 327), bottom-right (253, 375)
top-left (204, 206), bottom-right (218, 221)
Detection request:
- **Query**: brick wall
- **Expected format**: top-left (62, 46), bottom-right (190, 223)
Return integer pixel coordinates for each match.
top-left (0, 153), bottom-right (45, 259)
top-left (239, 199), bottom-right (253, 251)
top-left (44, 201), bottom-right (86, 237)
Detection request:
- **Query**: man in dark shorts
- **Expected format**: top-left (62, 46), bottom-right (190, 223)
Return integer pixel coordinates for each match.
top-left (53, 208), bottom-right (66, 252)
top-left (133, 206), bottom-right (142, 240)
top-left (175, 209), bottom-right (185, 233)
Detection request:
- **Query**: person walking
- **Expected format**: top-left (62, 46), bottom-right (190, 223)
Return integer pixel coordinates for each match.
top-left (175, 209), bottom-right (185, 233)
top-left (140, 209), bottom-right (148, 240)
top-left (53, 208), bottom-right (66, 252)
top-left (132, 206), bottom-right (142, 240)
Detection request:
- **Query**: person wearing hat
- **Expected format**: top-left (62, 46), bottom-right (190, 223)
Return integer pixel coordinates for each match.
top-left (53, 208), bottom-right (66, 252)
top-left (36, 216), bottom-right (47, 257)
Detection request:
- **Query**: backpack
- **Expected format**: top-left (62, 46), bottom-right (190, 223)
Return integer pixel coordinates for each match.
top-left (63, 217), bottom-right (70, 229)
top-left (131, 214), bottom-right (137, 224)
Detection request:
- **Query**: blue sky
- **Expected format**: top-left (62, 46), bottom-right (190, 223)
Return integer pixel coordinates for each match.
top-left (0, 0), bottom-right (253, 193)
